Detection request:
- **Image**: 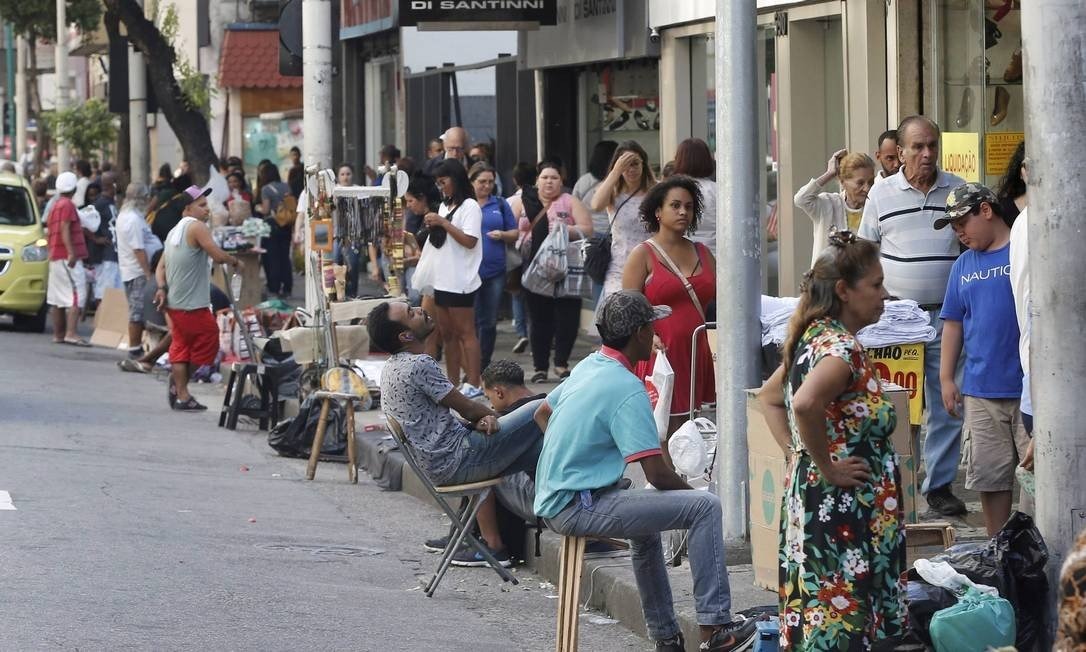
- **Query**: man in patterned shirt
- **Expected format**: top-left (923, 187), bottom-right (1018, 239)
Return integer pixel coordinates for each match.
top-left (858, 115), bottom-right (967, 516)
top-left (368, 300), bottom-right (544, 567)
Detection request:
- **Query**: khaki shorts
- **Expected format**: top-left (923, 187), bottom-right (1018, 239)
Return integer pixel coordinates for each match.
top-left (963, 396), bottom-right (1031, 492)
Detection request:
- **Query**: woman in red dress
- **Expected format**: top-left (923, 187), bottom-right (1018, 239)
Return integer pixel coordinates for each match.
top-left (623, 175), bottom-right (716, 460)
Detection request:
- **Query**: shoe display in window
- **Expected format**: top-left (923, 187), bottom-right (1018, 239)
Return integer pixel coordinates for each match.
top-left (956, 87), bottom-right (975, 128)
top-left (1004, 48), bottom-right (1022, 83)
top-left (991, 86), bottom-right (1011, 126)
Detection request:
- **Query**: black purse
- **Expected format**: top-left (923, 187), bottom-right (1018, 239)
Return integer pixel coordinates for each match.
top-left (583, 194), bottom-right (634, 285)
top-left (421, 202), bottom-right (457, 249)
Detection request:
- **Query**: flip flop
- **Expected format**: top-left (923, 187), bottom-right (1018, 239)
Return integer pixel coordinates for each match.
top-left (118, 358), bottom-right (151, 373)
top-left (63, 338), bottom-right (91, 347)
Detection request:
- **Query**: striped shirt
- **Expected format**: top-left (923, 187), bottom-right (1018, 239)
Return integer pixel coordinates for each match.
top-left (858, 168), bottom-right (964, 305)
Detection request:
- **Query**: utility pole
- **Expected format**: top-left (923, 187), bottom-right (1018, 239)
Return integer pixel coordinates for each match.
top-left (54, 0), bottom-right (69, 171)
top-left (302, 0), bottom-right (332, 312)
top-left (128, 6), bottom-right (149, 186)
top-left (714, 0), bottom-right (760, 543)
top-left (14, 35), bottom-right (26, 164)
top-left (1022, 0), bottom-right (1086, 635)
top-left (4, 25), bottom-right (13, 159)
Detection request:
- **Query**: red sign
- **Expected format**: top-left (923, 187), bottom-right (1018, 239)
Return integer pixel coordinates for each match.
top-left (342, 0), bottom-right (393, 29)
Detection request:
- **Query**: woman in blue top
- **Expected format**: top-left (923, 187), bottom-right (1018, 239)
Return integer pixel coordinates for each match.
top-left (470, 161), bottom-right (518, 370)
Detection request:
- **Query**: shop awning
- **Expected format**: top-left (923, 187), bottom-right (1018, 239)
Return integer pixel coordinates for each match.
top-left (218, 26), bottom-right (303, 89)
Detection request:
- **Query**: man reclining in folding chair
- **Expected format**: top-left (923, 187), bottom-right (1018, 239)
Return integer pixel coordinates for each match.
top-left (532, 291), bottom-right (758, 652)
top-left (367, 301), bottom-right (545, 568)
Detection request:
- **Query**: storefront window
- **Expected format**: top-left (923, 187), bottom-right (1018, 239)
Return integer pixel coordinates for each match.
top-left (583, 62), bottom-right (661, 172)
top-left (933, 0), bottom-right (1024, 187)
top-left (243, 117), bottom-right (304, 179)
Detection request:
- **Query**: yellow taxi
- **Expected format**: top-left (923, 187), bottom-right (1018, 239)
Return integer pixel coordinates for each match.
top-left (0, 172), bottom-right (47, 331)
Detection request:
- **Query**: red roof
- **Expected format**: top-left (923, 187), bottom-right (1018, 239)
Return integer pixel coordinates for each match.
top-left (218, 29), bottom-right (303, 89)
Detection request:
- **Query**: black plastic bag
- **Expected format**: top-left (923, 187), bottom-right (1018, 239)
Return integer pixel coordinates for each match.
top-left (268, 396), bottom-right (347, 458)
top-left (930, 511), bottom-right (1049, 651)
top-left (904, 568), bottom-right (957, 645)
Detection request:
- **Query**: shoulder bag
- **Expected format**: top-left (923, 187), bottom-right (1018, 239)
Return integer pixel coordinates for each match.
top-left (583, 193), bottom-right (635, 285)
top-left (644, 239), bottom-right (706, 322)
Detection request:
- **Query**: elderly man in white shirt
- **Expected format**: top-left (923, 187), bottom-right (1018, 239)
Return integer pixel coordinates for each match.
top-left (858, 115), bottom-right (967, 517)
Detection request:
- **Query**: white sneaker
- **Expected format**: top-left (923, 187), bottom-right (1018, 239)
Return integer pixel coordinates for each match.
top-left (460, 382), bottom-right (484, 399)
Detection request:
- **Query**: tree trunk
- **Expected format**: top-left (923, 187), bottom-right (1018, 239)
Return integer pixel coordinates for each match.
top-left (103, 0), bottom-right (217, 185)
top-left (26, 44), bottom-right (48, 176)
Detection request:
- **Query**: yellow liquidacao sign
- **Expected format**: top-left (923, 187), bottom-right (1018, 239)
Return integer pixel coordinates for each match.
top-left (941, 132), bottom-right (980, 182)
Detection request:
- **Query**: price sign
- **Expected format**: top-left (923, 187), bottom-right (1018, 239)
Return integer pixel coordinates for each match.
top-left (867, 343), bottom-right (925, 425)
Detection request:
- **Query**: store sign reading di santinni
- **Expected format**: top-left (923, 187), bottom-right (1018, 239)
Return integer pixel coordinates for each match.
top-left (399, 0), bottom-right (558, 25)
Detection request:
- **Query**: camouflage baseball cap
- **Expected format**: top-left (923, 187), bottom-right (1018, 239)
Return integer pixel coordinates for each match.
top-left (934, 182), bottom-right (998, 229)
top-left (595, 290), bottom-right (672, 341)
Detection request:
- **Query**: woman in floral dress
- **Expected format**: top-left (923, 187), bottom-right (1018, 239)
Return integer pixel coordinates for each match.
top-left (759, 231), bottom-right (905, 650)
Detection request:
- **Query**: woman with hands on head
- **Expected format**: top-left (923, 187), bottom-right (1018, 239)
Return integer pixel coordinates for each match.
top-left (758, 232), bottom-right (905, 650)
top-left (589, 140), bottom-right (655, 310)
top-left (793, 148), bottom-right (876, 267)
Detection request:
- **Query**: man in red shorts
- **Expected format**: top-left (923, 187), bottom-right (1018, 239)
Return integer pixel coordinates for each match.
top-left (154, 185), bottom-right (240, 411)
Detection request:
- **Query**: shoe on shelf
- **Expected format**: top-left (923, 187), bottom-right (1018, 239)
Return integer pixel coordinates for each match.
top-left (926, 485), bottom-right (968, 516)
top-left (512, 337), bottom-right (529, 353)
top-left (955, 87), bottom-right (974, 128)
top-left (703, 616), bottom-right (758, 652)
top-left (450, 543), bottom-right (513, 568)
top-left (991, 86), bottom-right (1010, 126)
top-left (460, 382), bottom-right (484, 400)
top-left (530, 370), bottom-right (547, 383)
top-left (1004, 48), bottom-right (1022, 83)
top-left (655, 632), bottom-right (685, 652)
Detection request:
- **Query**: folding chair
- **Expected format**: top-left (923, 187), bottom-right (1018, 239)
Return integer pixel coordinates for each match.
top-left (384, 415), bottom-right (519, 596)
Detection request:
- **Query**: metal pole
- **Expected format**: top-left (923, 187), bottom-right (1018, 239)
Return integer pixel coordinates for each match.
top-left (55, 0), bottom-right (69, 171)
top-left (302, 0), bottom-right (333, 168)
top-left (128, 42), bottom-right (149, 184)
top-left (715, 0), bottom-right (760, 543)
top-left (1022, 0), bottom-right (1086, 635)
top-left (14, 35), bottom-right (26, 164)
top-left (5, 25), bottom-right (14, 159)
top-left (302, 0), bottom-right (332, 314)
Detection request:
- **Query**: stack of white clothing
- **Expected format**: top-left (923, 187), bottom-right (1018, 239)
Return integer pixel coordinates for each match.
top-left (857, 299), bottom-right (937, 347)
top-left (761, 295), bottom-right (799, 346)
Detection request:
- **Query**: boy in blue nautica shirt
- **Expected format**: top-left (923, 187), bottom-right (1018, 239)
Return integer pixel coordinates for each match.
top-left (935, 183), bottom-right (1031, 537)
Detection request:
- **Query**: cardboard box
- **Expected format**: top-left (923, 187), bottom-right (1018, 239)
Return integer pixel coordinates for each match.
top-left (905, 522), bottom-right (955, 567)
top-left (746, 385), bottom-right (918, 591)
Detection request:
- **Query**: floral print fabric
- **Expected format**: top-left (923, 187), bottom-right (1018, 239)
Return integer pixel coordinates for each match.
top-left (780, 317), bottom-right (906, 650)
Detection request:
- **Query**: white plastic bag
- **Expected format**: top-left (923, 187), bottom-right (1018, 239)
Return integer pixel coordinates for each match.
top-left (644, 352), bottom-right (674, 440)
top-left (913, 559), bottom-right (999, 597)
top-left (668, 420), bottom-right (706, 476)
top-left (77, 206), bottom-right (101, 232)
top-left (521, 221), bottom-right (569, 296)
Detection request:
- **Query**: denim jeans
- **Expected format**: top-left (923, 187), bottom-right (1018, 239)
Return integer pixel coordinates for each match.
top-left (511, 291), bottom-right (528, 338)
top-left (446, 399), bottom-right (545, 485)
top-left (921, 310), bottom-right (965, 494)
top-left (545, 486), bottom-right (734, 641)
top-left (332, 241), bottom-right (363, 298)
top-left (474, 273), bottom-right (507, 370)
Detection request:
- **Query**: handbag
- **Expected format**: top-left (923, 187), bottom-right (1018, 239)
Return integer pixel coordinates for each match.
top-left (424, 202), bottom-right (458, 249)
top-left (562, 237), bottom-right (594, 300)
top-left (521, 221), bottom-right (569, 297)
top-left (644, 239), bottom-right (707, 322)
top-left (583, 194), bottom-right (635, 285)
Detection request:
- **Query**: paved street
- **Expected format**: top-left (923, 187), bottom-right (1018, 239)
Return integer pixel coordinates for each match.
top-left (0, 324), bottom-right (647, 650)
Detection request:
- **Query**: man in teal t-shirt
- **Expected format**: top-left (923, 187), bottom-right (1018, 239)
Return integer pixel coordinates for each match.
top-left (534, 291), bottom-right (756, 652)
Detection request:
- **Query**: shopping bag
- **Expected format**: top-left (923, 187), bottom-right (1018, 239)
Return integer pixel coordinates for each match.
top-left (643, 351), bottom-right (674, 440)
top-left (562, 238), bottom-right (594, 300)
top-left (521, 221), bottom-right (569, 297)
top-left (929, 587), bottom-right (1015, 652)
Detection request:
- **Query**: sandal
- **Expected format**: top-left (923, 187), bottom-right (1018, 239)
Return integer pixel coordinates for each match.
top-left (63, 337), bottom-right (91, 347)
top-left (530, 370), bottom-right (547, 383)
top-left (118, 358), bottom-right (151, 373)
top-left (173, 397), bottom-right (208, 411)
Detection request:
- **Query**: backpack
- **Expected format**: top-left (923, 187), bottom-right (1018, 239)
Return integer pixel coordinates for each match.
top-left (274, 193), bottom-right (298, 229)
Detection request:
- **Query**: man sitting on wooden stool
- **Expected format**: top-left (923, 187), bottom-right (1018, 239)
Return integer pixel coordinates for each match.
top-left (532, 291), bottom-right (757, 652)
top-left (368, 301), bottom-right (545, 568)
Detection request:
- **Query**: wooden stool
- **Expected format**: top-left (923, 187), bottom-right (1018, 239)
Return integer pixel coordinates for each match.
top-left (305, 367), bottom-right (367, 484)
top-left (556, 535), bottom-right (587, 652)
top-left (219, 362), bottom-right (278, 431)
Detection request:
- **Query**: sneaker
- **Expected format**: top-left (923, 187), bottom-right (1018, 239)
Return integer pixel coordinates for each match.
top-left (530, 370), bottom-right (547, 383)
top-left (512, 337), bottom-right (529, 353)
top-left (926, 485), bottom-right (968, 516)
top-left (702, 616), bottom-right (757, 651)
top-left (655, 632), bottom-right (685, 652)
top-left (460, 382), bottom-right (484, 400)
top-left (450, 543), bottom-right (513, 568)
top-left (424, 534), bottom-right (450, 552)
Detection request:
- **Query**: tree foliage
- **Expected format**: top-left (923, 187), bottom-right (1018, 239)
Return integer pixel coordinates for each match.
top-left (0, 0), bottom-right (102, 41)
top-left (43, 99), bottom-right (118, 160)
